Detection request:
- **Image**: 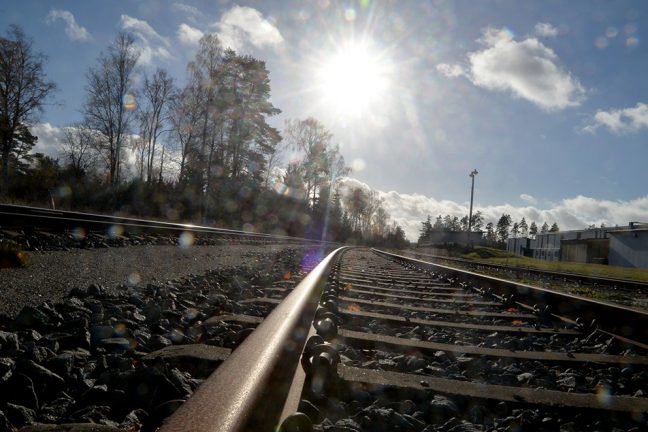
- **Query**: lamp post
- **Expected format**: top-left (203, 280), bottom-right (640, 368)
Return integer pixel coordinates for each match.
top-left (467, 169), bottom-right (478, 248)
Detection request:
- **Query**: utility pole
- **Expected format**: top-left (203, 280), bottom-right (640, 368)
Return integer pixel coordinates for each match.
top-left (467, 169), bottom-right (478, 248)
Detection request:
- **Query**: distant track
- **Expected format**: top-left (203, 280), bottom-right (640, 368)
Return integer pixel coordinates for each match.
top-left (0, 203), bottom-right (331, 246)
top-left (406, 249), bottom-right (648, 291)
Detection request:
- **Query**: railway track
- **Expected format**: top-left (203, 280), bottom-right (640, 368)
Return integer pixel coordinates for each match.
top-left (407, 250), bottom-right (648, 292)
top-left (0, 203), bottom-right (330, 248)
top-left (160, 247), bottom-right (648, 431)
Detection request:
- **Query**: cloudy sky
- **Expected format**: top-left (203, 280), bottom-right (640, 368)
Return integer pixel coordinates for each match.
top-left (2, 1), bottom-right (648, 239)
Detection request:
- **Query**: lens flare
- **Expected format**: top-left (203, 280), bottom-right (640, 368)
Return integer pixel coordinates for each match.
top-left (626, 36), bottom-right (639, 47)
top-left (108, 224), bottom-right (124, 238)
top-left (123, 92), bottom-right (136, 111)
top-left (595, 36), bottom-right (608, 49)
top-left (596, 384), bottom-right (612, 405)
top-left (178, 231), bottom-right (195, 248)
top-left (127, 272), bottom-right (141, 285)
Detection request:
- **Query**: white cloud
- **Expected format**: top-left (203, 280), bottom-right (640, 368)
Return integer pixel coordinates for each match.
top-left (177, 23), bottom-right (204, 46)
top-left (30, 123), bottom-right (66, 159)
top-left (438, 27), bottom-right (585, 110)
top-left (214, 6), bottom-right (283, 51)
top-left (172, 2), bottom-right (201, 17)
top-left (583, 102), bottom-right (648, 134)
top-left (338, 177), bottom-right (648, 241)
top-left (46, 10), bottom-right (91, 41)
top-left (520, 193), bottom-right (538, 204)
top-left (436, 63), bottom-right (465, 78)
top-left (120, 15), bottom-right (171, 65)
top-left (534, 22), bottom-right (559, 38)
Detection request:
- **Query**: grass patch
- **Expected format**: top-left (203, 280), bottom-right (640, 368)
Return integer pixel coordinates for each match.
top-left (464, 246), bottom-right (517, 259)
top-left (0, 240), bottom-right (28, 268)
top-left (460, 252), bottom-right (648, 283)
top-left (571, 287), bottom-right (613, 300)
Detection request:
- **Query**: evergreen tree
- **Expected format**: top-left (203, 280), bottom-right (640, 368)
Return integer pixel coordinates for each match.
top-left (529, 221), bottom-right (538, 237)
top-left (549, 222), bottom-right (560, 232)
top-left (511, 222), bottom-right (520, 237)
top-left (496, 214), bottom-right (512, 242)
top-left (460, 215), bottom-right (469, 232)
top-left (519, 217), bottom-right (528, 236)
top-left (485, 222), bottom-right (496, 243)
top-left (419, 215), bottom-right (432, 242)
top-left (470, 211), bottom-right (484, 231)
top-left (541, 222), bottom-right (549, 233)
top-left (433, 215), bottom-right (444, 230)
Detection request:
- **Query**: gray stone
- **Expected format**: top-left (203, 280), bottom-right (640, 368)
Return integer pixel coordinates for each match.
top-left (120, 409), bottom-right (147, 431)
top-left (428, 395), bottom-right (459, 422)
top-left (0, 357), bottom-right (15, 377)
top-left (38, 394), bottom-right (74, 423)
top-left (96, 338), bottom-right (132, 352)
top-left (44, 352), bottom-right (75, 377)
top-left (147, 334), bottom-right (172, 350)
top-left (18, 423), bottom-right (122, 431)
top-left (517, 372), bottom-right (534, 383)
top-left (0, 409), bottom-right (12, 431)
top-left (0, 330), bottom-right (20, 355)
top-left (142, 344), bottom-right (231, 378)
top-left (68, 405), bottom-right (112, 423)
top-left (6, 373), bottom-right (39, 409)
top-left (4, 403), bottom-right (36, 428)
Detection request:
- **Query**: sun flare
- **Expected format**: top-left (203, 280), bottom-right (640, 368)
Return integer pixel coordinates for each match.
top-left (317, 42), bottom-right (390, 117)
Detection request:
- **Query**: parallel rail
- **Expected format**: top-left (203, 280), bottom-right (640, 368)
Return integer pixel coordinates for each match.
top-left (159, 247), bottom-right (648, 431)
top-left (408, 249), bottom-right (648, 291)
top-left (0, 203), bottom-right (332, 245)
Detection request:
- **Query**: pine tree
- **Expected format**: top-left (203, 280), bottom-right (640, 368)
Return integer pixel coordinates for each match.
top-left (529, 221), bottom-right (538, 237)
top-left (433, 215), bottom-right (443, 230)
top-left (496, 214), bottom-right (512, 242)
top-left (460, 215), bottom-right (469, 232)
top-left (419, 215), bottom-right (432, 243)
top-left (549, 222), bottom-right (560, 232)
top-left (541, 222), bottom-right (549, 233)
top-left (519, 217), bottom-right (528, 236)
top-left (485, 222), bottom-right (496, 243)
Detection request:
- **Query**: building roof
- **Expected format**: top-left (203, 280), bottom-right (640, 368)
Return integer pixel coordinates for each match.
top-left (608, 228), bottom-right (648, 235)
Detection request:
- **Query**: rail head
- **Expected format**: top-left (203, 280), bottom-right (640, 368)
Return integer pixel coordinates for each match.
top-left (159, 246), bottom-right (350, 432)
top-left (0, 203), bottom-right (340, 246)
top-left (373, 248), bottom-right (648, 344)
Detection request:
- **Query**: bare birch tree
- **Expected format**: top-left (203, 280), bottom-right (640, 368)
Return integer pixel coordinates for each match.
top-left (138, 68), bottom-right (175, 184)
top-left (60, 123), bottom-right (98, 178)
top-left (82, 32), bottom-right (139, 186)
top-left (0, 25), bottom-right (56, 193)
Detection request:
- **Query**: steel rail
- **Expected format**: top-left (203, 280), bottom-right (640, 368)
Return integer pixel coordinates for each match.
top-left (0, 203), bottom-right (334, 245)
top-left (409, 249), bottom-right (648, 290)
top-left (159, 246), bottom-right (349, 432)
top-left (373, 248), bottom-right (648, 343)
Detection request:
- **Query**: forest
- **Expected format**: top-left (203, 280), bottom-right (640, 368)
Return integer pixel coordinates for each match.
top-left (0, 26), bottom-right (407, 248)
top-left (418, 212), bottom-right (561, 248)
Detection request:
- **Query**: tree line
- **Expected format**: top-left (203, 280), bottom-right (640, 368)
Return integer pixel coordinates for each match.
top-left (0, 26), bottom-right (407, 248)
top-left (418, 212), bottom-right (560, 247)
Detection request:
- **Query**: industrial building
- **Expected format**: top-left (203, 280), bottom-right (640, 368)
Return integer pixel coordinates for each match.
top-left (506, 223), bottom-right (648, 268)
top-left (418, 230), bottom-right (485, 248)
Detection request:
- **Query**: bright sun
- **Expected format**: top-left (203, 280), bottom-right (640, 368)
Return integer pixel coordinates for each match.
top-left (317, 42), bottom-right (390, 117)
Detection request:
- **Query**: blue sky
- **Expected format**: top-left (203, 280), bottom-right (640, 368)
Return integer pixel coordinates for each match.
top-left (2, 1), bottom-right (648, 239)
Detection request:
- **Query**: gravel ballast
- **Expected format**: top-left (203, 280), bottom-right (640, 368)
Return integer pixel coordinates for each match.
top-left (0, 244), bottom-right (318, 318)
top-left (0, 244), bottom-right (327, 431)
